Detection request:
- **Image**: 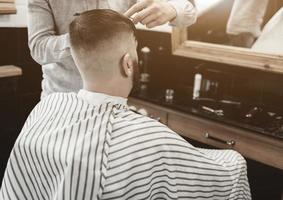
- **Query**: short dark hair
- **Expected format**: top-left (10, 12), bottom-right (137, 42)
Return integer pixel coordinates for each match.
top-left (69, 9), bottom-right (137, 51)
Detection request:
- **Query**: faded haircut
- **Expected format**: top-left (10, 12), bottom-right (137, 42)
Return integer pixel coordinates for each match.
top-left (69, 9), bottom-right (137, 52)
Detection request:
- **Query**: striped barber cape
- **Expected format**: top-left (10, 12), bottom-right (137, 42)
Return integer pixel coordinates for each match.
top-left (0, 91), bottom-right (251, 200)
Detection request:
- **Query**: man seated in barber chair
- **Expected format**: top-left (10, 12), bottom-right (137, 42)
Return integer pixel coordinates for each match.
top-left (0, 9), bottom-right (251, 200)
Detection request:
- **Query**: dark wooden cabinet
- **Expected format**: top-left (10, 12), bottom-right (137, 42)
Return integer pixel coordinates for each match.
top-left (129, 97), bottom-right (283, 199)
top-left (0, 65), bottom-right (22, 181)
top-left (128, 97), bottom-right (283, 171)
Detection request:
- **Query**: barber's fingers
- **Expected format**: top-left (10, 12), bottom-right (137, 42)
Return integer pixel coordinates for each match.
top-left (146, 20), bottom-right (161, 28)
top-left (131, 6), bottom-right (155, 24)
top-left (124, 0), bottom-right (153, 18)
top-left (141, 13), bottom-right (159, 26)
top-left (125, 0), bottom-right (176, 28)
top-left (142, 11), bottom-right (167, 28)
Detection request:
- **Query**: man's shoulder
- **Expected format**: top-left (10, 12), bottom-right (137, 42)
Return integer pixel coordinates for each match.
top-left (115, 109), bottom-right (166, 127)
top-left (35, 92), bottom-right (82, 112)
top-left (42, 92), bottom-right (78, 102)
top-left (30, 92), bottom-right (79, 115)
top-left (113, 109), bottom-right (180, 138)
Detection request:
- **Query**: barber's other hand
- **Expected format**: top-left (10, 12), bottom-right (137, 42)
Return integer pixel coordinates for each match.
top-left (124, 0), bottom-right (177, 28)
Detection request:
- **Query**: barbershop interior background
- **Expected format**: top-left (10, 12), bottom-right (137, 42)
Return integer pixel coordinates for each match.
top-left (0, 0), bottom-right (283, 199)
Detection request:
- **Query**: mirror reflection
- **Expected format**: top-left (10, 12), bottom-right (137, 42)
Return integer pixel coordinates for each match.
top-left (188, 0), bottom-right (283, 55)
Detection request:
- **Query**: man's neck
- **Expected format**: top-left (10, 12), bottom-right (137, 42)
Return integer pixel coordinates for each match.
top-left (84, 83), bottom-right (129, 98)
top-left (78, 89), bottom-right (128, 107)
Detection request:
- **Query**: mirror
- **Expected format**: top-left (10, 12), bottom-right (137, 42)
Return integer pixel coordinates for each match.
top-left (172, 0), bottom-right (283, 73)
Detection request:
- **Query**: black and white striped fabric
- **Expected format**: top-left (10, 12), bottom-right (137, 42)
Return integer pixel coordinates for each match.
top-left (0, 92), bottom-right (251, 200)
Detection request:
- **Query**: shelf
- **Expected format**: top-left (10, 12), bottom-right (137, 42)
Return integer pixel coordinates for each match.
top-left (0, 0), bottom-right (15, 2)
top-left (0, 2), bottom-right (16, 14)
top-left (0, 65), bottom-right (22, 78)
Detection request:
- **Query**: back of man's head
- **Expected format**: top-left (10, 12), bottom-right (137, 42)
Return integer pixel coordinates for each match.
top-left (69, 9), bottom-right (138, 90)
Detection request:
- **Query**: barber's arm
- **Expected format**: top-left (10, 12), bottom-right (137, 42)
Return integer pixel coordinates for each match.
top-left (125, 0), bottom-right (197, 28)
top-left (28, 0), bottom-right (71, 65)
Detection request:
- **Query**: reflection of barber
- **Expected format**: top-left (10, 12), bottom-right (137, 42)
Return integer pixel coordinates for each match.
top-left (28, 0), bottom-right (197, 98)
top-left (226, 0), bottom-right (269, 47)
top-left (252, 7), bottom-right (283, 55)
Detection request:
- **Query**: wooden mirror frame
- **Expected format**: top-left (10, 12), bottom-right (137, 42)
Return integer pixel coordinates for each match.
top-left (172, 27), bottom-right (283, 74)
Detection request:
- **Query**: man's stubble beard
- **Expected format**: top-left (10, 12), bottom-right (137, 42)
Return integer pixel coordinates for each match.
top-left (131, 60), bottom-right (141, 94)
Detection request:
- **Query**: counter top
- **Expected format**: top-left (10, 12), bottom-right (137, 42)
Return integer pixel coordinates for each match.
top-left (0, 65), bottom-right (22, 78)
top-left (131, 91), bottom-right (283, 140)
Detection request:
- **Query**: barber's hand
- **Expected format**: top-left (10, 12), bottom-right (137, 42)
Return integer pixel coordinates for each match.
top-left (124, 0), bottom-right (177, 28)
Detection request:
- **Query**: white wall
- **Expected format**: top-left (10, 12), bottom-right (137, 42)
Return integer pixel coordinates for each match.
top-left (0, 0), bottom-right (27, 27)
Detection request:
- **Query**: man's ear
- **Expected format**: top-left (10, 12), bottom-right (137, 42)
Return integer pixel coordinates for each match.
top-left (122, 53), bottom-right (134, 77)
